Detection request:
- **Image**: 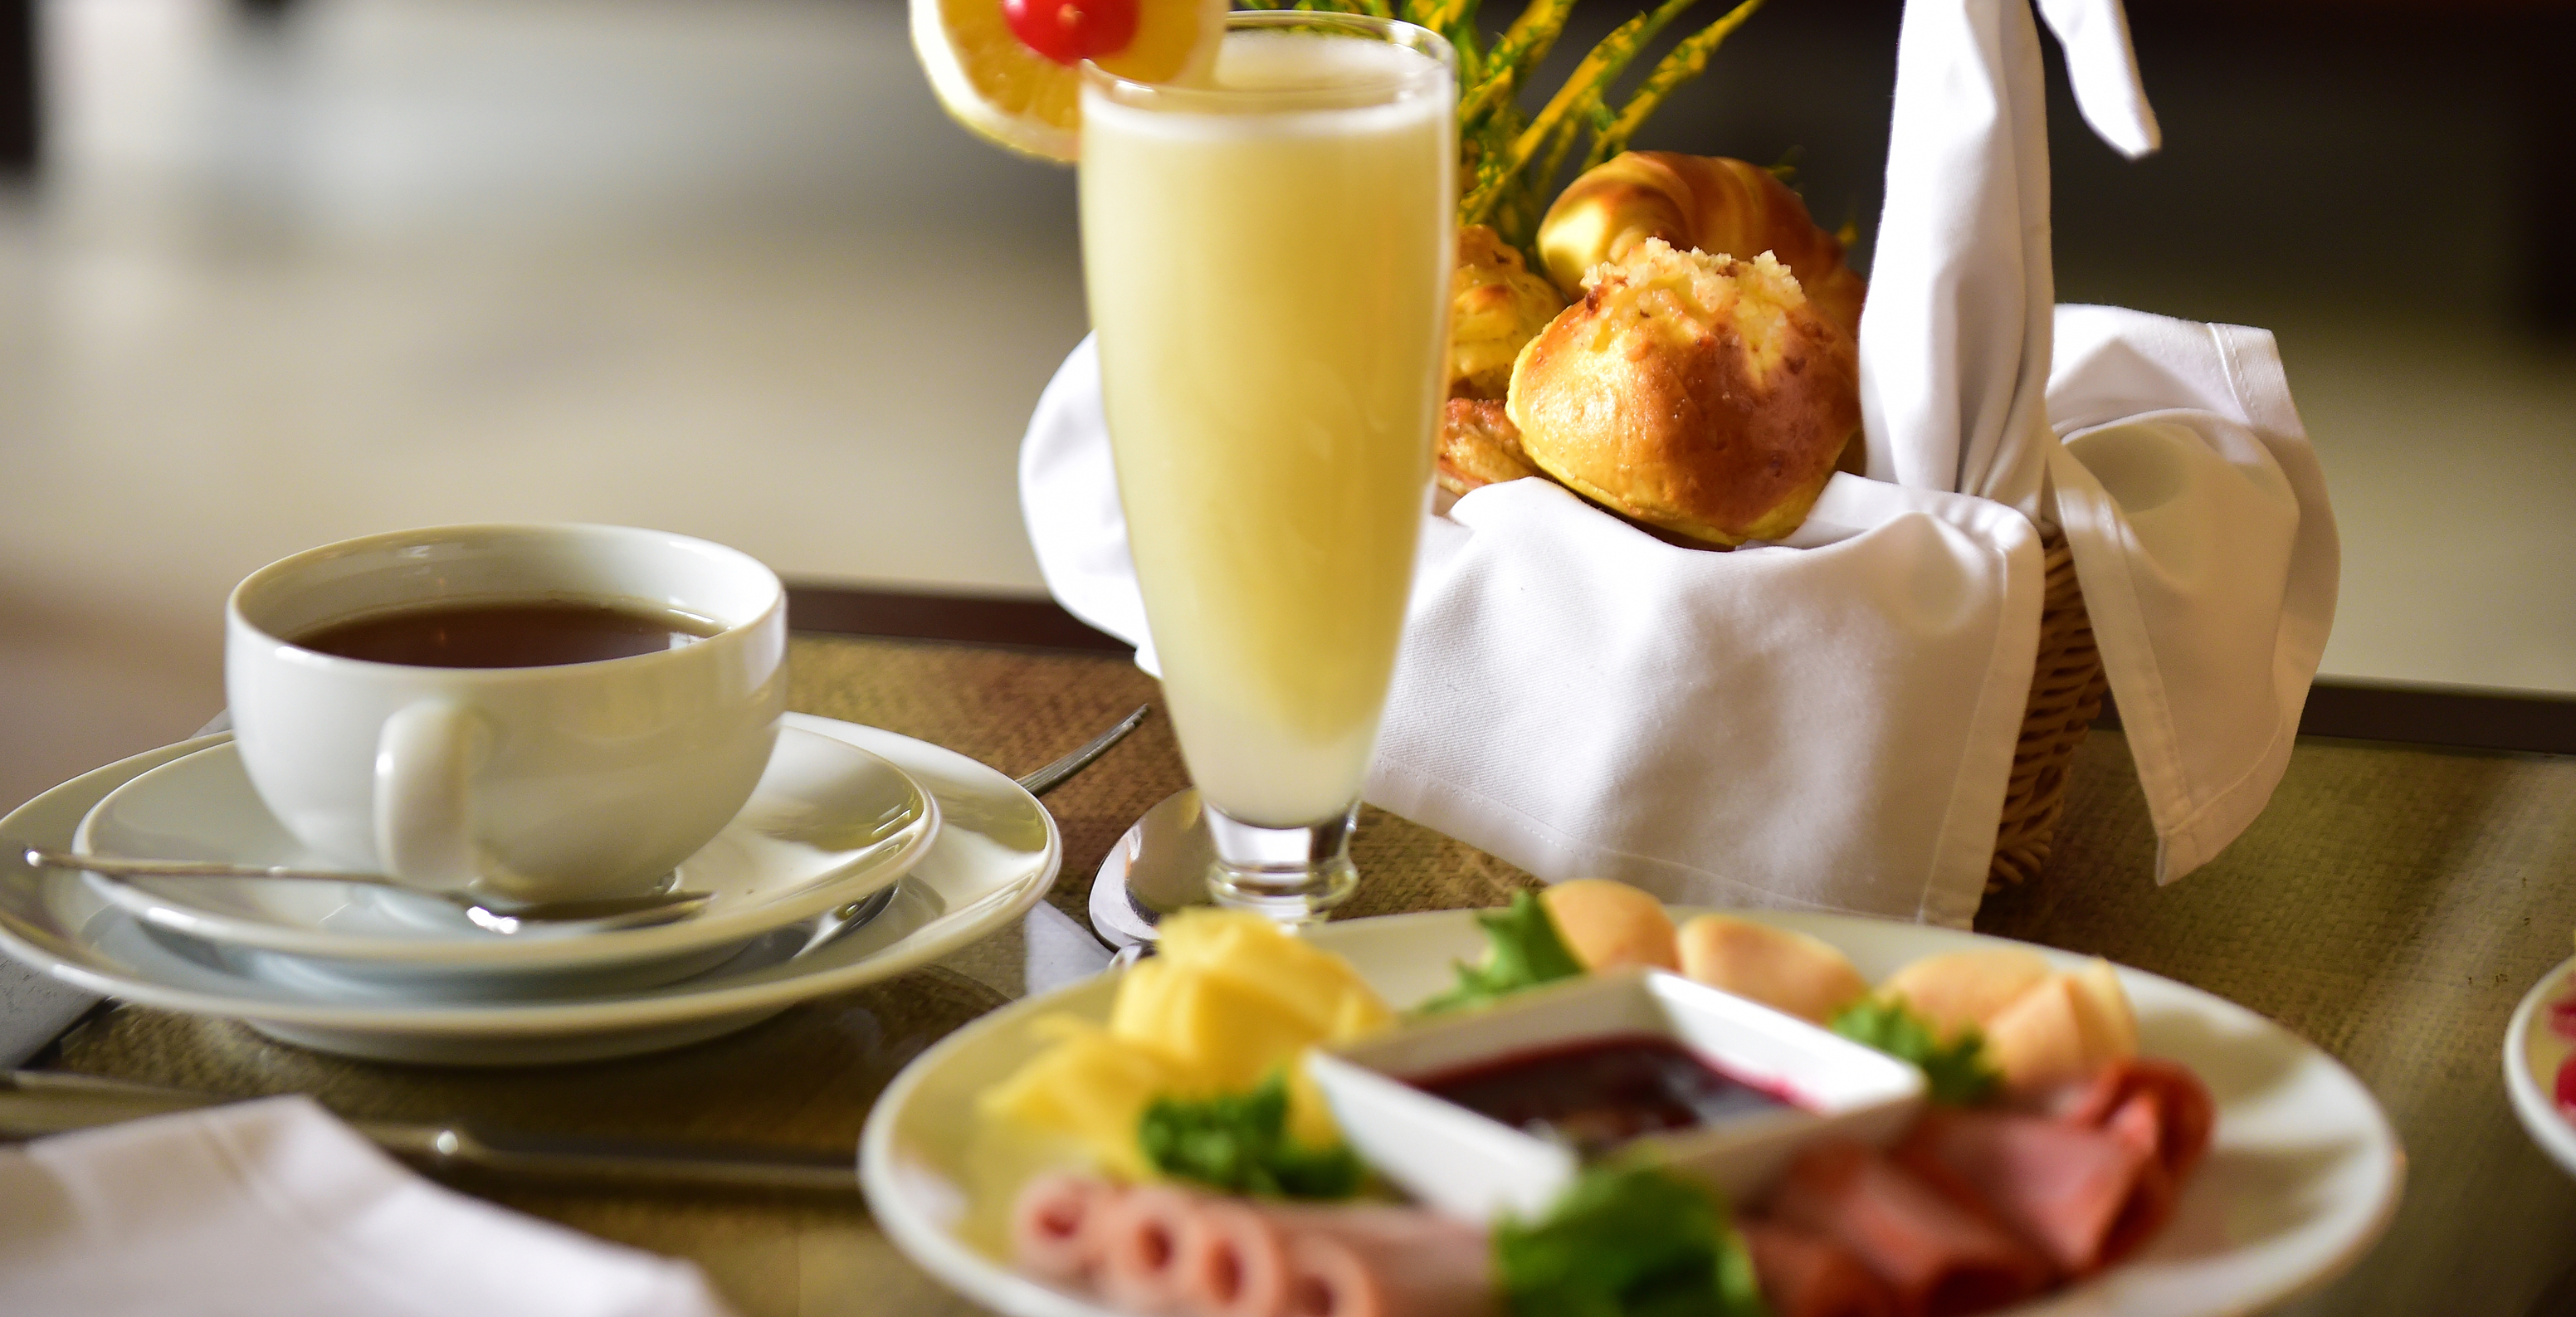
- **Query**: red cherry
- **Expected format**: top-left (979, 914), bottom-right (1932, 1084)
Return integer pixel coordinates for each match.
top-left (1002, 0), bottom-right (1138, 67)
top-left (2551, 996), bottom-right (2576, 1041)
top-left (2556, 1053), bottom-right (2576, 1119)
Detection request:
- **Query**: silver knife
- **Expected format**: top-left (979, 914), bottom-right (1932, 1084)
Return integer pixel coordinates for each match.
top-left (0, 1069), bottom-right (860, 1193)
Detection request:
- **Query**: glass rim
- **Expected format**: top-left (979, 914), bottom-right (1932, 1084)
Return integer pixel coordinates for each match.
top-left (1077, 11), bottom-right (1457, 113)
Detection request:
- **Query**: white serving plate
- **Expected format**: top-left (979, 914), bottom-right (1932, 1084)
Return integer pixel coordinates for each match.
top-left (1308, 968), bottom-right (1924, 1223)
top-left (0, 714), bottom-right (1056, 1065)
top-left (69, 725), bottom-right (938, 979)
top-left (2504, 953), bottom-right (2576, 1179)
top-left (861, 908), bottom-right (2404, 1317)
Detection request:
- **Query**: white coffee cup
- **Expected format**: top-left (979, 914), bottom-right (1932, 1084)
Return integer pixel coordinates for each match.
top-left (226, 524), bottom-right (788, 901)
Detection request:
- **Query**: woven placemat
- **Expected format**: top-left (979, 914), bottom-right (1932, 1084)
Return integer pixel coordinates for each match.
top-left (38, 635), bottom-right (2576, 1315)
top-left (783, 636), bottom-right (1541, 930)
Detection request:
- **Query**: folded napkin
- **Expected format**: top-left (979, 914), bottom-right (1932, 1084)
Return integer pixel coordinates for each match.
top-left (0, 1095), bottom-right (735, 1317)
top-left (1863, 0), bottom-right (2335, 883)
top-left (1019, 0), bottom-right (2334, 920)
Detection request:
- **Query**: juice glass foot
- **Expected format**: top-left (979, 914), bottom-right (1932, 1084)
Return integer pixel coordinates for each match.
top-left (1203, 803), bottom-right (1360, 924)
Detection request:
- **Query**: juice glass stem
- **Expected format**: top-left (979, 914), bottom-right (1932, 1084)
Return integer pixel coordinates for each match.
top-left (1203, 802), bottom-right (1361, 923)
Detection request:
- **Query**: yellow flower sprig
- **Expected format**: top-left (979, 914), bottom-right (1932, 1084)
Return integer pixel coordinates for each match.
top-left (1249, 0), bottom-right (1770, 260)
top-left (1582, 0), bottom-right (1764, 171)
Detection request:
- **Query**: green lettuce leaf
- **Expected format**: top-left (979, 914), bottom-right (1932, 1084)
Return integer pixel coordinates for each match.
top-left (1417, 890), bottom-right (1587, 1014)
top-left (1828, 995), bottom-right (2001, 1106)
top-left (1493, 1164), bottom-right (1769, 1317)
top-left (1137, 1072), bottom-right (1363, 1200)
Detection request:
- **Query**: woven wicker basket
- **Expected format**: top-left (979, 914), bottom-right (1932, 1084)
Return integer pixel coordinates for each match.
top-left (1988, 529), bottom-right (2110, 890)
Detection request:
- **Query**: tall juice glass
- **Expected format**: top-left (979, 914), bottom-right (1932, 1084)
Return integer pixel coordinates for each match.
top-left (1079, 13), bottom-right (1454, 921)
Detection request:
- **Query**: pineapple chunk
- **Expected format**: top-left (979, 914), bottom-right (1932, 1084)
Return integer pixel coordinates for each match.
top-left (976, 1015), bottom-right (1181, 1180)
top-left (979, 910), bottom-right (1395, 1181)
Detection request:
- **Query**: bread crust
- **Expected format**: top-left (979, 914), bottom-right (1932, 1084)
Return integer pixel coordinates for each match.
top-left (1505, 241), bottom-right (1858, 547)
top-left (1537, 152), bottom-right (1866, 339)
top-left (1436, 398), bottom-right (1541, 495)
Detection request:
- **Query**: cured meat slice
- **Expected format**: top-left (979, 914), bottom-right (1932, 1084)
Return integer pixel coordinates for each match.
top-left (1763, 1141), bottom-right (2050, 1317)
top-left (1097, 1183), bottom-right (1203, 1314)
top-left (1276, 1211), bottom-right (1497, 1317)
top-left (1739, 1219), bottom-right (1900, 1317)
top-left (1895, 1109), bottom-right (2173, 1275)
top-left (1177, 1198), bottom-right (1293, 1317)
top-left (1011, 1173), bottom-right (1121, 1282)
top-left (2042, 1058), bottom-right (2216, 1180)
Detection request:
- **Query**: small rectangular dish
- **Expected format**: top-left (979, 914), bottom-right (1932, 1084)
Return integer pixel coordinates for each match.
top-left (1305, 968), bottom-right (1924, 1222)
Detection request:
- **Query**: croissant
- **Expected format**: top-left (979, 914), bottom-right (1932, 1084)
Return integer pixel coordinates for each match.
top-left (1535, 152), bottom-right (1866, 339)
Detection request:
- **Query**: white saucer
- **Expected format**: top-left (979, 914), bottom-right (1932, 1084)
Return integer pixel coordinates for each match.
top-left (2505, 954), bottom-right (2576, 1179)
top-left (0, 714), bottom-right (1059, 1065)
top-left (66, 724), bottom-right (939, 983)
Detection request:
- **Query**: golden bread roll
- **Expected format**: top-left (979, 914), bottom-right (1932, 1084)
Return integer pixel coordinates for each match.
top-left (1676, 915), bottom-right (1870, 1025)
top-left (1536, 152), bottom-right (1866, 339)
top-left (1879, 949), bottom-right (2056, 1043)
top-left (1437, 398), bottom-right (1540, 495)
top-left (1449, 223), bottom-right (1566, 401)
top-left (1540, 879), bottom-right (1680, 972)
top-left (1505, 240), bottom-right (1859, 547)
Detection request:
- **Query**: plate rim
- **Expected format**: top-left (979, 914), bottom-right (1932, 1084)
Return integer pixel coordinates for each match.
top-left (0, 715), bottom-right (1059, 1037)
top-left (858, 905), bottom-right (2407, 1317)
top-left (2503, 953), bottom-right (2576, 1178)
top-left (68, 724), bottom-right (941, 968)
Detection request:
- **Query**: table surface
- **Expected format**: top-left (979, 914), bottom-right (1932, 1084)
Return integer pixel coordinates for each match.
top-left (27, 633), bottom-right (2576, 1316)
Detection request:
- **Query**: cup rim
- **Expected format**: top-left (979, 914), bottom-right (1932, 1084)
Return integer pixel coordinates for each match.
top-left (227, 522), bottom-right (784, 678)
top-left (1077, 12), bottom-right (1457, 114)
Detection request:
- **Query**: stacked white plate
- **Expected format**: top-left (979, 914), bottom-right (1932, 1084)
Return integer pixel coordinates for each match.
top-left (0, 713), bottom-right (1060, 1065)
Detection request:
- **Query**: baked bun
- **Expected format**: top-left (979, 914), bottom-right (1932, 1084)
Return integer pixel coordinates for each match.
top-left (1536, 152), bottom-right (1865, 339)
top-left (1437, 398), bottom-right (1540, 495)
top-left (1505, 239), bottom-right (1859, 547)
top-left (1449, 224), bottom-right (1566, 400)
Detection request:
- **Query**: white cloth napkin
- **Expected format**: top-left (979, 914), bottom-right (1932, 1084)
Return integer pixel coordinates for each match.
top-left (1863, 0), bottom-right (2336, 884)
top-left (0, 1095), bottom-right (735, 1317)
top-left (2044, 305), bottom-right (2337, 881)
top-left (1019, 0), bottom-right (2335, 919)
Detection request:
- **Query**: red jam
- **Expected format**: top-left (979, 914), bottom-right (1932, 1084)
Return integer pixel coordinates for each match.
top-left (1409, 1033), bottom-right (1797, 1154)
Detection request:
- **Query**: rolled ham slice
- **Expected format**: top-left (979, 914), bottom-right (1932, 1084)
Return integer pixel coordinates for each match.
top-left (1894, 1109), bottom-right (2173, 1275)
top-left (1274, 1209), bottom-right (1496, 1317)
top-left (1739, 1219), bottom-right (1900, 1317)
top-left (1097, 1183), bottom-right (1204, 1314)
top-left (1762, 1142), bottom-right (2050, 1317)
top-left (1176, 1198), bottom-right (1293, 1317)
top-left (1013, 1179), bottom-right (1495, 1317)
top-left (2042, 1058), bottom-right (2215, 1182)
top-left (1011, 1173), bottom-right (1122, 1282)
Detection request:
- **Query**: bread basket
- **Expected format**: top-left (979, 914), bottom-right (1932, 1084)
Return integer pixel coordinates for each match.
top-left (1993, 529), bottom-right (2110, 890)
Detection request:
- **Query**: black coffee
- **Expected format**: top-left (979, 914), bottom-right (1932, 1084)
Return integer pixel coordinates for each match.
top-left (295, 599), bottom-right (724, 668)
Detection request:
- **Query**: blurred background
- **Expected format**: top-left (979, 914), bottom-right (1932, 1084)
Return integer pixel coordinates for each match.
top-left (2, 0), bottom-right (2570, 812)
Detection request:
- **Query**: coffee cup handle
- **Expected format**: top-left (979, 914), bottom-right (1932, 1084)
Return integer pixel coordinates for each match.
top-left (373, 700), bottom-right (488, 893)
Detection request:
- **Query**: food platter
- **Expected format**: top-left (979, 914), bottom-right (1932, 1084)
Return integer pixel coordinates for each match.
top-left (860, 908), bottom-right (2403, 1317)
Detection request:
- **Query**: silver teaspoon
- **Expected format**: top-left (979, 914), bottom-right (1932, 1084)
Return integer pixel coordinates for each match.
top-left (17, 846), bottom-right (713, 933)
top-left (794, 703), bottom-right (1154, 957)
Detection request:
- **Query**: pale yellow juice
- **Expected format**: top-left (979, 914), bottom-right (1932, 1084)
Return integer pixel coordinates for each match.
top-left (1081, 32), bottom-right (1451, 827)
